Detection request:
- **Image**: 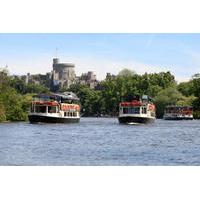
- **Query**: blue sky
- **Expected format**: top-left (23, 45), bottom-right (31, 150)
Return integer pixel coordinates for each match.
top-left (0, 33), bottom-right (200, 82)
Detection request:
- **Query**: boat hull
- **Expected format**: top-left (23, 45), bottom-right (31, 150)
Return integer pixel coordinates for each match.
top-left (118, 116), bottom-right (155, 124)
top-left (28, 114), bottom-right (80, 123)
top-left (163, 116), bottom-right (193, 120)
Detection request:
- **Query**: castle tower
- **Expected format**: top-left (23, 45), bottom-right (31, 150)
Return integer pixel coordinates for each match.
top-left (51, 58), bottom-right (76, 90)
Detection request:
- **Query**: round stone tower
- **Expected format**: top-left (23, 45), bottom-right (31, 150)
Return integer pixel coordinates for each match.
top-left (52, 58), bottom-right (76, 89)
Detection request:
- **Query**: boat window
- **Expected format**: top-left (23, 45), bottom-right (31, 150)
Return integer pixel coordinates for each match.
top-left (123, 108), bottom-right (128, 114)
top-left (31, 105), bottom-right (34, 112)
top-left (73, 112), bottom-right (77, 117)
top-left (48, 106), bottom-right (57, 113)
top-left (64, 111), bottom-right (78, 117)
top-left (151, 112), bottom-right (155, 117)
top-left (130, 107), bottom-right (140, 114)
top-left (35, 106), bottom-right (46, 113)
top-left (142, 107), bottom-right (147, 114)
top-left (123, 107), bottom-right (140, 114)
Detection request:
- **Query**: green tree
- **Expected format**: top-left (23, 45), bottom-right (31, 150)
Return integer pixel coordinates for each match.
top-left (154, 87), bottom-right (184, 118)
top-left (190, 74), bottom-right (200, 118)
top-left (0, 100), bottom-right (6, 122)
top-left (69, 84), bottom-right (103, 116)
top-left (0, 69), bottom-right (31, 122)
top-left (192, 73), bottom-right (200, 97)
top-left (0, 88), bottom-right (28, 121)
top-left (177, 81), bottom-right (194, 97)
top-left (176, 95), bottom-right (195, 106)
top-left (10, 76), bottom-right (49, 94)
top-left (117, 68), bottom-right (135, 77)
top-left (10, 77), bottom-right (27, 94)
top-left (148, 71), bottom-right (176, 89)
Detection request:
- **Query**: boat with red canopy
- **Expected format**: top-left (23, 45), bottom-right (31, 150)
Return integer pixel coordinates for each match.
top-left (118, 95), bottom-right (156, 124)
top-left (28, 92), bottom-right (80, 123)
top-left (163, 105), bottom-right (193, 120)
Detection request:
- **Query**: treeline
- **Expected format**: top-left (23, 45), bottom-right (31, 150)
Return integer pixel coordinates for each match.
top-left (0, 68), bottom-right (200, 122)
top-left (68, 69), bottom-right (200, 118)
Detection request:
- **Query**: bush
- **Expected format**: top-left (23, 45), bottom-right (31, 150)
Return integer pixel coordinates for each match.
top-left (1, 88), bottom-right (30, 121)
top-left (193, 111), bottom-right (200, 119)
top-left (0, 101), bottom-right (6, 122)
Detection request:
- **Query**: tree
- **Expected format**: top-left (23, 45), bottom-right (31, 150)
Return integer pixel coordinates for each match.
top-left (117, 68), bottom-right (135, 77)
top-left (0, 100), bottom-right (6, 122)
top-left (177, 81), bottom-right (194, 97)
top-left (192, 73), bottom-right (200, 97)
top-left (69, 84), bottom-right (103, 116)
top-left (0, 70), bottom-right (31, 121)
top-left (176, 95), bottom-right (195, 106)
top-left (154, 87), bottom-right (184, 118)
top-left (148, 71), bottom-right (176, 89)
top-left (10, 77), bottom-right (27, 94)
top-left (189, 74), bottom-right (200, 118)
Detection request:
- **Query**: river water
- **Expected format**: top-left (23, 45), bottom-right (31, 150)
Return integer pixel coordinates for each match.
top-left (0, 118), bottom-right (200, 165)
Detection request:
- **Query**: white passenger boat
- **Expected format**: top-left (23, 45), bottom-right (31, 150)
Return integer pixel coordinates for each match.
top-left (28, 92), bottom-right (80, 123)
top-left (163, 105), bottom-right (193, 120)
top-left (118, 95), bottom-right (156, 124)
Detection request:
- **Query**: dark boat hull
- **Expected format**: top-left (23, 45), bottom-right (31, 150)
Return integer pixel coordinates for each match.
top-left (163, 117), bottom-right (193, 120)
top-left (118, 116), bottom-right (155, 124)
top-left (28, 115), bottom-right (80, 123)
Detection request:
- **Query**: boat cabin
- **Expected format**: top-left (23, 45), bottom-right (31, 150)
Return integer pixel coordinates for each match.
top-left (164, 105), bottom-right (193, 120)
top-left (119, 95), bottom-right (155, 117)
top-left (165, 106), bottom-right (193, 114)
top-left (28, 92), bottom-right (80, 123)
top-left (118, 95), bottom-right (156, 124)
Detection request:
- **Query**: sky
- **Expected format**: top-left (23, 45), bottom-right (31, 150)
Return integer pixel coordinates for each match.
top-left (0, 33), bottom-right (200, 82)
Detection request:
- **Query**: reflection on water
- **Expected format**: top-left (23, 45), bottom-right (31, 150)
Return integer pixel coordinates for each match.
top-left (0, 118), bottom-right (200, 165)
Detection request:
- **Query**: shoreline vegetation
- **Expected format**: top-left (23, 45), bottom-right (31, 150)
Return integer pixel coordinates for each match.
top-left (0, 68), bottom-right (200, 122)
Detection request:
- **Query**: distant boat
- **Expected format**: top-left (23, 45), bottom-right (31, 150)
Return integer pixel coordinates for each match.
top-left (28, 92), bottom-right (80, 123)
top-left (163, 105), bottom-right (193, 120)
top-left (118, 95), bottom-right (156, 124)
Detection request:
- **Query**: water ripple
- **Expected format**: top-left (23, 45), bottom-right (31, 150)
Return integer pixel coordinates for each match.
top-left (0, 118), bottom-right (200, 165)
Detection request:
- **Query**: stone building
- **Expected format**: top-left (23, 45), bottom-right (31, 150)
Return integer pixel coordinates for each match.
top-left (51, 58), bottom-right (76, 91)
top-left (17, 57), bottom-right (101, 91)
top-left (106, 72), bottom-right (116, 80)
top-left (24, 73), bottom-right (48, 86)
top-left (78, 71), bottom-right (98, 89)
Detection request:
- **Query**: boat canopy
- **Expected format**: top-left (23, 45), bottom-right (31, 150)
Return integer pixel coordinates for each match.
top-left (33, 92), bottom-right (80, 102)
top-left (121, 94), bottom-right (153, 103)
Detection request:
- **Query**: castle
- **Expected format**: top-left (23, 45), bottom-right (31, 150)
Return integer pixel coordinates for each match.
top-left (22, 58), bottom-right (99, 91)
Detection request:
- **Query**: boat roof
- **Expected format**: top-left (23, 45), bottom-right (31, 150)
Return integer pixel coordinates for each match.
top-left (33, 92), bottom-right (80, 101)
top-left (121, 94), bottom-right (153, 102)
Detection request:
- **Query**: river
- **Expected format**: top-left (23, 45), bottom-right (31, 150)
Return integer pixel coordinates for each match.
top-left (0, 118), bottom-right (200, 165)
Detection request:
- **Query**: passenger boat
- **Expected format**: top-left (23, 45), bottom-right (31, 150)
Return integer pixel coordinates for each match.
top-left (28, 92), bottom-right (80, 123)
top-left (118, 95), bottom-right (156, 124)
top-left (163, 105), bottom-right (193, 120)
